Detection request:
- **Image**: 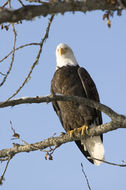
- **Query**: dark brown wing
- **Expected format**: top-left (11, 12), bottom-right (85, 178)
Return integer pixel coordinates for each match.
top-left (77, 67), bottom-right (102, 125)
top-left (75, 67), bottom-right (103, 163)
top-left (51, 89), bottom-right (64, 126)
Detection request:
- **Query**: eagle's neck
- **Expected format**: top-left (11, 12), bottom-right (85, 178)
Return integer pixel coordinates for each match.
top-left (56, 56), bottom-right (78, 70)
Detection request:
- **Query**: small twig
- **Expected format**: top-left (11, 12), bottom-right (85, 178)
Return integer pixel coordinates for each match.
top-left (26, 0), bottom-right (49, 3)
top-left (2, 1), bottom-right (8, 8)
top-left (0, 71), bottom-right (6, 76)
top-left (0, 23), bottom-right (17, 87)
top-left (0, 156), bottom-right (12, 185)
top-left (88, 157), bottom-right (126, 167)
top-left (11, 126), bottom-right (59, 160)
top-left (43, 145), bottom-right (58, 160)
top-left (43, 144), bottom-right (59, 155)
top-left (122, 160), bottom-right (126, 164)
top-left (18, 0), bottom-right (25, 6)
top-left (18, 138), bottom-right (29, 145)
top-left (81, 163), bottom-right (92, 190)
top-left (10, 121), bottom-right (43, 150)
top-left (42, 132), bottom-right (59, 157)
top-left (10, 120), bottom-right (20, 138)
top-left (1, 14), bottom-right (54, 103)
top-left (0, 158), bottom-right (9, 162)
top-left (0, 42), bottom-right (40, 63)
top-left (10, 120), bottom-right (32, 145)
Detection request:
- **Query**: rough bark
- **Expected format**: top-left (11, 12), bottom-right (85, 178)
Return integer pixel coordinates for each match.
top-left (0, 94), bottom-right (126, 159)
top-left (0, 94), bottom-right (125, 121)
top-left (0, 121), bottom-right (123, 159)
top-left (0, 0), bottom-right (121, 24)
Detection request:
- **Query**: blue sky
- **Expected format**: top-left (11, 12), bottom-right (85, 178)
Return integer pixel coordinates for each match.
top-left (0, 4), bottom-right (126, 190)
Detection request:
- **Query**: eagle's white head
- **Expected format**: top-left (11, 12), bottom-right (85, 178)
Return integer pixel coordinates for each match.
top-left (56, 43), bottom-right (78, 70)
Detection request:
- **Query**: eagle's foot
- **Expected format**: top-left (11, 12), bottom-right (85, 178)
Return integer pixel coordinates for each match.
top-left (68, 125), bottom-right (88, 137)
top-left (69, 129), bottom-right (75, 137)
top-left (77, 125), bottom-right (88, 136)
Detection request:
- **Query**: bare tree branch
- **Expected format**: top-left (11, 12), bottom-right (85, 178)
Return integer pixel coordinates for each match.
top-left (1, 14), bottom-right (54, 102)
top-left (0, 23), bottom-right (17, 87)
top-left (0, 131), bottom-right (81, 159)
top-left (0, 120), bottom-right (125, 160)
top-left (0, 1), bottom-right (121, 24)
top-left (0, 95), bottom-right (125, 178)
top-left (87, 157), bottom-right (126, 167)
top-left (0, 128), bottom-right (126, 184)
top-left (0, 156), bottom-right (12, 185)
top-left (81, 163), bottom-right (92, 190)
top-left (0, 72), bottom-right (6, 76)
top-left (26, 0), bottom-right (46, 3)
top-left (0, 42), bottom-right (40, 63)
top-left (1, 1), bottom-right (8, 8)
top-left (0, 94), bottom-right (125, 138)
top-left (18, 0), bottom-right (25, 6)
top-left (0, 94), bottom-right (125, 121)
top-left (0, 121), bottom-right (125, 184)
top-left (0, 125), bottom-right (111, 159)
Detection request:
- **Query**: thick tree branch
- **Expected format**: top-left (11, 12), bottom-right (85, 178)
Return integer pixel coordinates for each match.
top-left (0, 1), bottom-right (120, 24)
top-left (0, 121), bottom-right (125, 184)
top-left (0, 95), bottom-right (125, 161)
top-left (0, 95), bottom-right (126, 174)
top-left (0, 94), bottom-right (125, 122)
top-left (0, 119), bottom-right (125, 160)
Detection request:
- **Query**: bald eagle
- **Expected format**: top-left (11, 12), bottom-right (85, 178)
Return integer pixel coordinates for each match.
top-left (51, 43), bottom-right (104, 165)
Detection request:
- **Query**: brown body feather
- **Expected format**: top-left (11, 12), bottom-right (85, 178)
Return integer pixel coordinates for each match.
top-left (51, 65), bottom-right (103, 164)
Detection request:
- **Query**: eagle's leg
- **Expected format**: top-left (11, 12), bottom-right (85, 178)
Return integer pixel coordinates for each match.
top-left (77, 125), bottom-right (88, 136)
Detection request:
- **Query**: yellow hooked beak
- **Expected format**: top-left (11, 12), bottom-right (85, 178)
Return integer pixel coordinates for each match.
top-left (59, 47), bottom-right (66, 55)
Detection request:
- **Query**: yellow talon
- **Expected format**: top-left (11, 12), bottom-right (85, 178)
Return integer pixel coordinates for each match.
top-left (68, 125), bottom-right (88, 137)
top-left (77, 125), bottom-right (88, 136)
top-left (77, 128), bottom-right (82, 133)
top-left (69, 129), bottom-right (74, 137)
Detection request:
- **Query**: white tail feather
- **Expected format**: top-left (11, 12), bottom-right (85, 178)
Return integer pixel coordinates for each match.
top-left (81, 136), bottom-right (105, 165)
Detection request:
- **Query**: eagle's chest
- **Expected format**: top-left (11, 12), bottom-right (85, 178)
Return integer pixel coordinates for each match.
top-left (51, 66), bottom-right (91, 131)
top-left (59, 101), bottom-right (85, 130)
top-left (55, 67), bottom-right (85, 97)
